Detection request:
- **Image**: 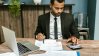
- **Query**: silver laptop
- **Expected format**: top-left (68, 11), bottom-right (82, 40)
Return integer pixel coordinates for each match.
top-left (2, 26), bottom-right (39, 56)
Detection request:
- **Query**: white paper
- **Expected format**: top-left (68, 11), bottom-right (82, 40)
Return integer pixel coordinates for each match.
top-left (0, 52), bottom-right (17, 56)
top-left (35, 40), bottom-right (44, 47)
top-left (44, 39), bottom-right (56, 45)
top-left (35, 39), bottom-right (63, 51)
top-left (40, 39), bottom-right (63, 51)
top-left (28, 51), bottom-right (77, 56)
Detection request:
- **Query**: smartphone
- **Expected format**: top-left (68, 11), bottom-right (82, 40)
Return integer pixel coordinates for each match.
top-left (67, 44), bottom-right (82, 50)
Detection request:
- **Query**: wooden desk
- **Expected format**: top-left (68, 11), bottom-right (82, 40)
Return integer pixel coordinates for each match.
top-left (0, 38), bottom-right (99, 56)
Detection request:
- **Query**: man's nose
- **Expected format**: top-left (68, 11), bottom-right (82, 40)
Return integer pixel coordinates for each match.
top-left (58, 9), bottom-right (62, 13)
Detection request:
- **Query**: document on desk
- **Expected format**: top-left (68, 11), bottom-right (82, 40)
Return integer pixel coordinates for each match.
top-left (35, 39), bottom-right (63, 51)
top-left (0, 52), bottom-right (17, 56)
top-left (35, 40), bottom-right (44, 47)
top-left (28, 51), bottom-right (78, 56)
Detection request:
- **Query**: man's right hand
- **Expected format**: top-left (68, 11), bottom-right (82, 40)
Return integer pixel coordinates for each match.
top-left (36, 33), bottom-right (45, 41)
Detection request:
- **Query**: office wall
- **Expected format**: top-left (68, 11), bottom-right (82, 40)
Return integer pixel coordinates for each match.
top-left (4, 0), bottom-right (34, 5)
top-left (94, 0), bottom-right (99, 40)
top-left (4, 0), bottom-right (88, 14)
top-left (72, 0), bottom-right (88, 14)
top-left (0, 6), bottom-right (39, 43)
top-left (41, 0), bottom-right (88, 14)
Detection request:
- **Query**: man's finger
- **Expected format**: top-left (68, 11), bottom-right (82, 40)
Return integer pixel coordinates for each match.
top-left (67, 38), bottom-right (71, 43)
top-left (76, 39), bottom-right (79, 44)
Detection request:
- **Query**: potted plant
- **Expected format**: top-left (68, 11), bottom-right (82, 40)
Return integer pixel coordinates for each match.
top-left (8, 0), bottom-right (20, 17)
top-left (8, 0), bottom-right (21, 32)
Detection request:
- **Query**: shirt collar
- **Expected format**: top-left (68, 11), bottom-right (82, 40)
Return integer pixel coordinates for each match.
top-left (50, 12), bottom-right (60, 19)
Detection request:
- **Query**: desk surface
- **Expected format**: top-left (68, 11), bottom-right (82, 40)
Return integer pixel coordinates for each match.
top-left (0, 38), bottom-right (99, 56)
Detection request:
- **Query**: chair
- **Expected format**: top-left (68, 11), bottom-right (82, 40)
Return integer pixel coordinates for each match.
top-left (78, 28), bottom-right (89, 40)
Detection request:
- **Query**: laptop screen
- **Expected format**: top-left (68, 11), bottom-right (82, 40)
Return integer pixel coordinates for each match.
top-left (2, 26), bottom-right (39, 56)
top-left (2, 26), bottom-right (20, 56)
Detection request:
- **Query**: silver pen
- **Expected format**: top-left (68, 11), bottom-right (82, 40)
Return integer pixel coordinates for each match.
top-left (43, 39), bottom-right (44, 44)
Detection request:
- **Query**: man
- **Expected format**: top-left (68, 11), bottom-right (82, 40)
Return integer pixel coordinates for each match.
top-left (35, 0), bottom-right (79, 44)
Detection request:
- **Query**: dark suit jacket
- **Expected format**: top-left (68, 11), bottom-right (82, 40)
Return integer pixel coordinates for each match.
top-left (35, 12), bottom-right (79, 39)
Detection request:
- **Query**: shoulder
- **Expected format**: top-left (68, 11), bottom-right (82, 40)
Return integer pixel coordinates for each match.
top-left (39, 12), bottom-right (50, 18)
top-left (61, 12), bottom-right (74, 20)
top-left (37, 12), bottom-right (50, 21)
top-left (61, 12), bottom-right (73, 17)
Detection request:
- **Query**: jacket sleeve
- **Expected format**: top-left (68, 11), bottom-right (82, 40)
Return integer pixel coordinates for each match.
top-left (70, 15), bottom-right (80, 38)
top-left (34, 16), bottom-right (43, 35)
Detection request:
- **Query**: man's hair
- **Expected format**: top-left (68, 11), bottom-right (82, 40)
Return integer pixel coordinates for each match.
top-left (50, 0), bottom-right (65, 5)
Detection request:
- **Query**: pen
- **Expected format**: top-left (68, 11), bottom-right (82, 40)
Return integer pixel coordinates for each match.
top-left (43, 39), bottom-right (44, 44)
top-left (42, 33), bottom-right (45, 44)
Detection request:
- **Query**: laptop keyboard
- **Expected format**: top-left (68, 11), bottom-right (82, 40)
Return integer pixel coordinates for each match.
top-left (17, 42), bottom-right (31, 54)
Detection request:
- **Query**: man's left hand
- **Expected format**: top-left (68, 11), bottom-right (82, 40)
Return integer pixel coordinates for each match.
top-left (67, 36), bottom-right (79, 44)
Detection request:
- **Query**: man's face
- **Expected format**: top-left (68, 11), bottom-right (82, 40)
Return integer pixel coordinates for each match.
top-left (50, 1), bottom-right (64, 16)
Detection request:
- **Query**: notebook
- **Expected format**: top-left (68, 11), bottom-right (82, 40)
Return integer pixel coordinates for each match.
top-left (2, 26), bottom-right (39, 56)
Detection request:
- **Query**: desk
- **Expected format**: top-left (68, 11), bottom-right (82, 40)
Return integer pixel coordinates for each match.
top-left (0, 38), bottom-right (99, 56)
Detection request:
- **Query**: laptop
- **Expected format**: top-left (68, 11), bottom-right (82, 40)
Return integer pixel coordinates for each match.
top-left (2, 26), bottom-right (39, 56)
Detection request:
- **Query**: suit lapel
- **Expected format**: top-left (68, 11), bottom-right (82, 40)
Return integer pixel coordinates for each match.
top-left (61, 13), bottom-right (65, 36)
top-left (45, 12), bottom-right (65, 38)
top-left (45, 13), bottom-right (50, 38)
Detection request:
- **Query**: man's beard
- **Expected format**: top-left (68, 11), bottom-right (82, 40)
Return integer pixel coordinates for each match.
top-left (55, 13), bottom-right (61, 17)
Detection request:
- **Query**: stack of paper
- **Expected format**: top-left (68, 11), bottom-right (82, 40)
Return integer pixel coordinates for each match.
top-left (34, 39), bottom-right (80, 56)
top-left (0, 52), bottom-right (17, 56)
top-left (35, 40), bottom-right (44, 47)
top-left (35, 39), bottom-right (63, 51)
top-left (28, 51), bottom-right (78, 56)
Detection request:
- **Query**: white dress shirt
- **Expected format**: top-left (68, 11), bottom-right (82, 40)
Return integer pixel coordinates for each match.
top-left (49, 13), bottom-right (62, 39)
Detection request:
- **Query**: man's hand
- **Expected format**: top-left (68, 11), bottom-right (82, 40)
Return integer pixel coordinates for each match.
top-left (36, 33), bottom-right (45, 41)
top-left (67, 36), bottom-right (79, 44)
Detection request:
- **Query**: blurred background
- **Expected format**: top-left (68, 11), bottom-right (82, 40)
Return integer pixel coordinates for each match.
top-left (0, 0), bottom-right (99, 43)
